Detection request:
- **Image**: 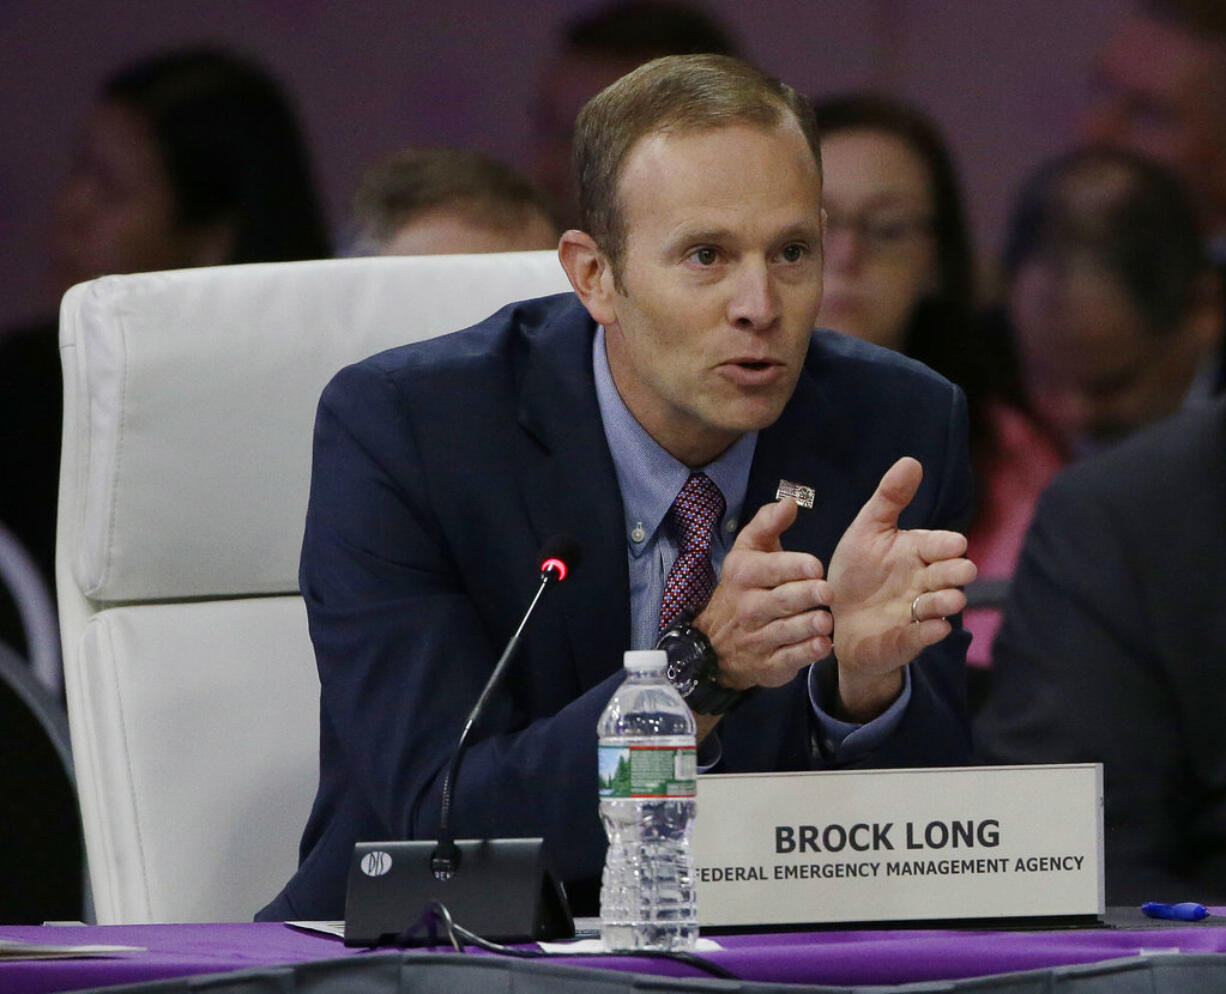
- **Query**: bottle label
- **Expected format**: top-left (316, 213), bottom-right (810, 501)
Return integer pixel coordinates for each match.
top-left (598, 744), bottom-right (697, 798)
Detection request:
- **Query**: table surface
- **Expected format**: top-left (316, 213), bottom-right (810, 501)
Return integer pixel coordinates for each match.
top-left (5, 911), bottom-right (1226, 994)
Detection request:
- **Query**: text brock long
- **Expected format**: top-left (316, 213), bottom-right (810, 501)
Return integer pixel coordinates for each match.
top-left (775, 819), bottom-right (1001, 853)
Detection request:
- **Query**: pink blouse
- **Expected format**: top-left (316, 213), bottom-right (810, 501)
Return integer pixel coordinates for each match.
top-left (963, 401), bottom-right (1065, 667)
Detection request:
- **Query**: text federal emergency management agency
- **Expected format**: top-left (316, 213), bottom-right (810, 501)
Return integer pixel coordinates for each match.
top-left (694, 818), bottom-right (1088, 884)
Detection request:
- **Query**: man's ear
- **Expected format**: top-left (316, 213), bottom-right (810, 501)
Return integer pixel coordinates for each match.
top-left (558, 229), bottom-right (618, 326)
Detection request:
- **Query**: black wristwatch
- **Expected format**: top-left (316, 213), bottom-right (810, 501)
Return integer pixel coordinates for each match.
top-left (656, 622), bottom-right (749, 715)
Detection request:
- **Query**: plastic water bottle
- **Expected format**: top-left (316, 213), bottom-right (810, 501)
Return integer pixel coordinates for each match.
top-left (597, 649), bottom-right (698, 951)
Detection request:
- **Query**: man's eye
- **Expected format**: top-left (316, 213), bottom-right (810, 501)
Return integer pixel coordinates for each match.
top-left (691, 247), bottom-right (719, 266)
top-left (780, 243), bottom-right (807, 263)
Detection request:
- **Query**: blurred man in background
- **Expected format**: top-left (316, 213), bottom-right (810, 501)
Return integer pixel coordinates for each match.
top-left (1081, 0), bottom-right (1226, 393)
top-left (349, 147), bottom-right (558, 256)
top-left (1001, 146), bottom-right (1222, 460)
top-left (531, 0), bottom-right (738, 226)
top-left (1083, 0), bottom-right (1226, 257)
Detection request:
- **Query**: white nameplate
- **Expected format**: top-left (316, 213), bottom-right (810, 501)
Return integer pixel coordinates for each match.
top-left (693, 764), bottom-right (1103, 927)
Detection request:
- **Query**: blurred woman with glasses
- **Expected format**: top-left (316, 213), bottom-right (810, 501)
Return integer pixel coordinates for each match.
top-left (812, 93), bottom-right (1063, 703)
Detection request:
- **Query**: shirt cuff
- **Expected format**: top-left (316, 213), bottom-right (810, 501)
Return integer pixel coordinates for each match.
top-left (807, 659), bottom-right (912, 761)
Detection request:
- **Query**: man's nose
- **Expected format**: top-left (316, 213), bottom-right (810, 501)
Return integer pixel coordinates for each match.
top-left (727, 260), bottom-right (780, 330)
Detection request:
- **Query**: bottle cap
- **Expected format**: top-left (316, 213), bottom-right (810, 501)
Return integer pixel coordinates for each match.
top-left (623, 649), bottom-right (667, 672)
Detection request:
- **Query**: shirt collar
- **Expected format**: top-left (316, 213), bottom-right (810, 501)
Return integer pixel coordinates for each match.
top-left (592, 326), bottom-right (756, 557)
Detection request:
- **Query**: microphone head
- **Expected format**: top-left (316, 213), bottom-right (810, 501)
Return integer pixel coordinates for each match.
top-left (539, 535), bottom-right (581, 583)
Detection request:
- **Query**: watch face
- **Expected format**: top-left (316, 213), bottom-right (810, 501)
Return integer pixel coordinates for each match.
top-left (658, 624), bottom-right (745, 715)
top-left (661, 630), bottom-right (706, 699)
top-left (666, 657), bottom-right (700, 697)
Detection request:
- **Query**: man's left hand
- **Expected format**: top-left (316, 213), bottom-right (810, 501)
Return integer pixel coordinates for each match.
top-left (826, 456), bottom-right (977, 721)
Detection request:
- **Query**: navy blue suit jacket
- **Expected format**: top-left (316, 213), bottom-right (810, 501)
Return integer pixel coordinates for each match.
top-left (977, 397), bottom-right (1226, 903)
top-left (258, 293), bottom-right (974, 921)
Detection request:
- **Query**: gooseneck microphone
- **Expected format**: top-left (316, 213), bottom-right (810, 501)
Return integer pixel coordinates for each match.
top-left (430, 535), bottom-right (582, 879)
top-left (343, 535), bottom-right (582, 945)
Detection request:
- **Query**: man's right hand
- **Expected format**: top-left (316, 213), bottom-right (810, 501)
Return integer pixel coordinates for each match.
top-left (694, 497), bottom-right (832, 691)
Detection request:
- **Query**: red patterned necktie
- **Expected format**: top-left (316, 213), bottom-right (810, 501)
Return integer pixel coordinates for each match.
top-left (659, 472), bottom-right (726, 631)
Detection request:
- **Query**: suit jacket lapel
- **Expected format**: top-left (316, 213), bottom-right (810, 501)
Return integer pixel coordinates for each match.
top-left (515, 297), bottom-right (631, 692)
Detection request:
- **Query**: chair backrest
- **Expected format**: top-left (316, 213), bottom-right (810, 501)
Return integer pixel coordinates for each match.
top-left (56, 252), bottom-right (572, 923)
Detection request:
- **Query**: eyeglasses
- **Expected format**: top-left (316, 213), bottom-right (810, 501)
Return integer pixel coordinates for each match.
top-left (824, 208), bottom-right (934, 254)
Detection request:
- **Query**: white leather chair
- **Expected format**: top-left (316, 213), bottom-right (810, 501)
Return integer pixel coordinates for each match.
top-left (56, 252), bottom-right (572, 923)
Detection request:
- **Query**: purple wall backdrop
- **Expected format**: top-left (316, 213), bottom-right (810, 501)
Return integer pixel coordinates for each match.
top-left (1, 0), bottom-right (1126, 330)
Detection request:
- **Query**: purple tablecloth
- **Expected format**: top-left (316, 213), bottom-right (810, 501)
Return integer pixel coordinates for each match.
top-left (0, 923), bottom-right (354, 994)
top-left (5, 913), bottom-right (1226, 994)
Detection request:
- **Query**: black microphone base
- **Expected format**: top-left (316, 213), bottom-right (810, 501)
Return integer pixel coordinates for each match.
top-left (343, 838), bottom-right (575, 946)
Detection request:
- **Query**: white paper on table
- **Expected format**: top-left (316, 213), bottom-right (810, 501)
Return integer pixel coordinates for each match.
top-left (538, 937), bottom-right (722, 954)
top-left (285, 920), bottom-right (723, 955)
top-left (286, 921), bottom-right (346, 939)
top-left (0, 938), bottom-right (145, 960)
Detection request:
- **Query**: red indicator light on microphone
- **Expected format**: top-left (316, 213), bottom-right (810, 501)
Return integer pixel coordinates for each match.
top-left (540, 557), bottom-right (568, 582)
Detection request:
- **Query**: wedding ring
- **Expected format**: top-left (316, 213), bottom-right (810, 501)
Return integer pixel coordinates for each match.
top-left (910, 594), bottom-right (923, 624)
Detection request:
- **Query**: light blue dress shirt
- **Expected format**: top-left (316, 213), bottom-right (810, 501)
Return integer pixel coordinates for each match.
top-left (591, 328), bottom-right (909, 761)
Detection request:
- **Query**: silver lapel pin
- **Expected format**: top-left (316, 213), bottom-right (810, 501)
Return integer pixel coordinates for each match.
top-left (776, 479), bottom-right (815, 510)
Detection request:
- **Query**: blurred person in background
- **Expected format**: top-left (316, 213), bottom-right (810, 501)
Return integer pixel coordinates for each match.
top-left (1084, 1), bottom-right (1226, 257)
top-left (531, 0), bottom-right (738, 227)
top-left (49, 46), bottom-right (330, 295)
top-left (977, 393), bottom-right (1226, 905)
top-left (1001, 145), bottom-right (1222, 462)
top-left (812, 93), bottom-right (1060, 699)
top-left (1082, 0), bottom-right (1226, 390)
top-left (966, 145), bottom-right (1222, 696)
top-left (0, 45), bottom-right (330, 661)
top-left (349, 147), bottom-right (558, 256)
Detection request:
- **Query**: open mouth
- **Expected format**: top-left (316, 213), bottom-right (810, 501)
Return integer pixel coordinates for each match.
top-left (719, 359), bottom-right (783, 386)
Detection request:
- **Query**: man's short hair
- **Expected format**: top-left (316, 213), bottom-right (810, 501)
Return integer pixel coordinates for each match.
top-left (565, 0), bottom-right (737, 61)
top-left (572, 54), bottom-right (820, 276)
top-left (1003, 145), bottom-right (1209, 334)
top-left (1142, 0), bottom-right (1226, 39)
top-left (352, 147), bottom-right (557, 252)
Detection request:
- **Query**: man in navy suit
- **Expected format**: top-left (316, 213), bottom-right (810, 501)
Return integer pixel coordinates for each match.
top-left (260, 55), bottom-right (977, 921)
